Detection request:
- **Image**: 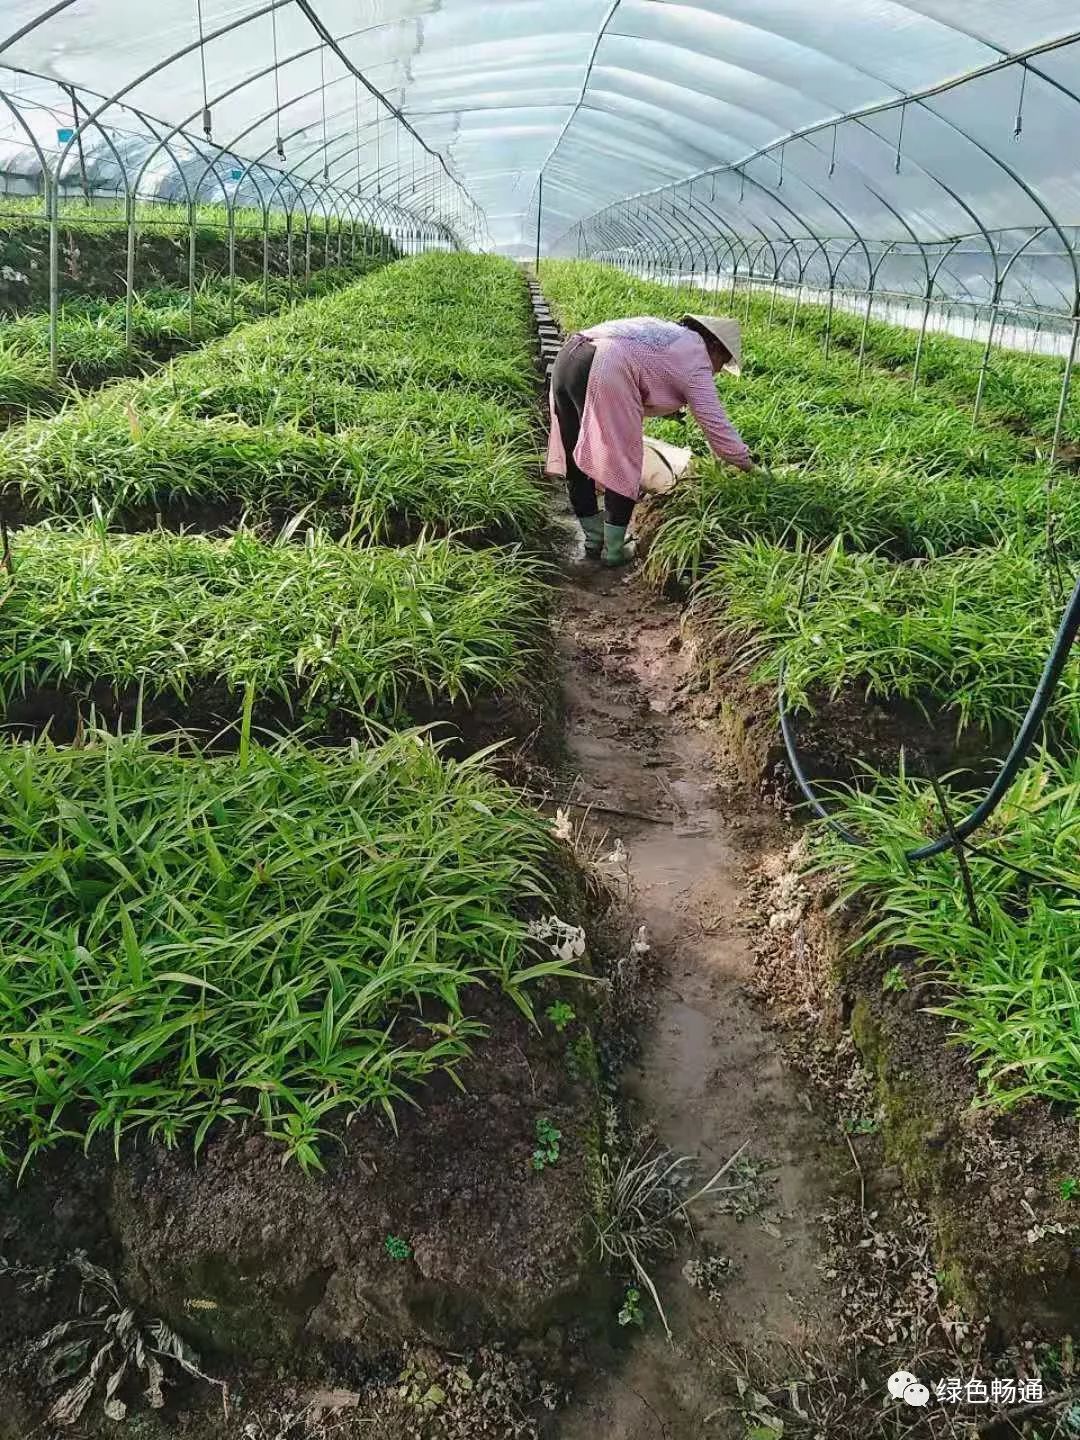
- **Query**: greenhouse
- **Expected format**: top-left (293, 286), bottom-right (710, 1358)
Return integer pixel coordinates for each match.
top-left (0, 4), bottom-right (1077, 1438)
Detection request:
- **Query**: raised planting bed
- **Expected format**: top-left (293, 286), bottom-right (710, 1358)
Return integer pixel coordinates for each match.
top-left (0, 528), bottom-right (552, 737)
top-left (693, 536), bottom-right (1079, 743)
top-left (152, 372), bottom-right (535, 445)
top-left (186, 255), bottom-right (537, 405)
top-left (642, 454), bottom-right (1067, 584)
top-left (0, 728), bottom-right (605, 1403)
top-left (0, 400), bottom-right (545, 538)
top-left (753, 749), bottom-right (1080, 1333)
top-left (757, 285), bottom-right (1080, 447)
top-left (0, 265), bottom-right (385, 429)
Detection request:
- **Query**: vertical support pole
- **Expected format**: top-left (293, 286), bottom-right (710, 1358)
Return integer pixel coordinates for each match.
top-left (64, 85), bottom-right (91, 204)
top-left (124, 187), bottom-right (136, 349)
top-left (187, 199), bottom-right (197, 340)
top-left (262, 206), bottom-right (270, 313)
top-left (305, 217), bottom-right (313, 286)
top-left (912, 276), bottom-right (934, 392)
top-left (788, 282), bottom-right (803, 341)
top-left (535, 171), bottom-right (543, 276)
top-left (857, 278), bottom-right (876, 375)
top-left (823, 276), bottom-right (836, 360)
top-left (973, 279), bottom-right (1003, 424)
top-left (47, 172), bottom-right (59, 381)
top-left (286, 216), bottom-right (294, 296)
top-left (1049, 313), bottom-right (1080, 467)
top-left (336, 216), bottom-right (343, 267)
top-left (227, 205), bottom-right (236, 322)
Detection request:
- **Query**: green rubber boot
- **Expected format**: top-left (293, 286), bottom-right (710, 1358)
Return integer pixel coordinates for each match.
top-left (602, 523), bottom-right (637, 568)
top-left (579, 513), bottom-right (604, 559)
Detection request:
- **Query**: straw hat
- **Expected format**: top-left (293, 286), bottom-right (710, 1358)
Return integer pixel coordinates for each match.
top-left (680, 314), bottom-right (742, 375)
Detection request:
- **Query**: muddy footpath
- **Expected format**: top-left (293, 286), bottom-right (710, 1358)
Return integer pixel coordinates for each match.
top-left (548, 516), bottom-right (842, 1438)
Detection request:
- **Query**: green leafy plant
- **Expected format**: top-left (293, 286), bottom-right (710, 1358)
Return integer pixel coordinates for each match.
top-left (546, 1000), bottom-right (576, 1033)
top-left (1061, 1177), bottom-right (1079, 1203)
top-left (817, 751), bottom-right (1080, 1109)
top-left (532, 1116), bottom-right (562, 1171)
top-left (385, 1235), bottom-right (413, 1262)
top-left (618, 1286), bottom-right (644, 1328)
top-left (882, 965), bottom-right (909, 995)
top-left (844, 1116), bottom-right (879, 1135)
top-left (0, 729), bottom-right (580, 1173)
top-left (0, 525), bottom-right (550, 726)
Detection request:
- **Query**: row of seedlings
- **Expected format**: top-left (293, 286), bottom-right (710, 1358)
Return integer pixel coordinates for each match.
top-left (0, 257), bottom-right (394, 426)
top-left (0, 254), bottom-right (582, 1194)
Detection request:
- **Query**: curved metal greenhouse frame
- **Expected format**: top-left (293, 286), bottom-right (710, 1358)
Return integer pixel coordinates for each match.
top-left (0, 3), bottom-right (1078, 446)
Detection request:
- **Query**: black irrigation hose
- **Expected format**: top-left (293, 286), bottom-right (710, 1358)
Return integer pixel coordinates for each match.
top-left (778, 569), bottom-right (1080, 865)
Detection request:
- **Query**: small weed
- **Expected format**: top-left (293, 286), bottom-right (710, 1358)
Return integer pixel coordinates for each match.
top-left (618, 1286), bottom-right (644, 1328)
top-left (546, 1000), bottom-right (576, 1033)
top-left (683, 1250), bottom-right (735, 1307)
top-left (591, 1138), bottom-right (749, 1339)
top-left (385, 1235), bottom-right (412, 1262)
top-left (532, 1116), bottom-right (562, 1171)
top-left (844, 1115), bottom-right (879, 1135)
top-left (882, 964), bottom-right (908, 994)
top-left (1060, 1176), bottom-right (1079, 1203)
top-left (566, 1029), bottom-right (599, 1086)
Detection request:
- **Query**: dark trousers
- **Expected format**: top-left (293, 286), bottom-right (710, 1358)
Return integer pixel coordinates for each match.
top-left (552, 339), bottom-right (635, 527)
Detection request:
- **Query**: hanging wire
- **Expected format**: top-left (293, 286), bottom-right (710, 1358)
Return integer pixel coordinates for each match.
top-left (777, 144), bottom-right (785, 187)
top-left (375, 96), bottom-right (381, 196)
top-left (320, 43), bottom-right (329, 182)
top-left (395, 87), bottom-right (402, 198)
top-left (895, 102), bottom-right (906, 173)
top-left (1014, 61), bottom-right (1029, 139)
top-left (194, 0), bottom-right (212, 139)
top-left (828, 122), bottom-right (838, 177)
top-left (272, 5), bottom-right (286, 160)
top-left (738, 167), bottom-right (746, 203)
top-left (354, 77), bottom-right (362, 194)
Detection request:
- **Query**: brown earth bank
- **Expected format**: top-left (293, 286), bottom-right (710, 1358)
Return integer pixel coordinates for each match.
top-left (0, 670), bottom-right (556, 773)
top-left (665, 568), bottom-right (1080, 1339)
top-left (0, 986), bottom-right (610, 1439)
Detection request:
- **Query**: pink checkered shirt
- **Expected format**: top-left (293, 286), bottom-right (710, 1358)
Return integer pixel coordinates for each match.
top-left (546, 317), bottom-right (752, 499)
